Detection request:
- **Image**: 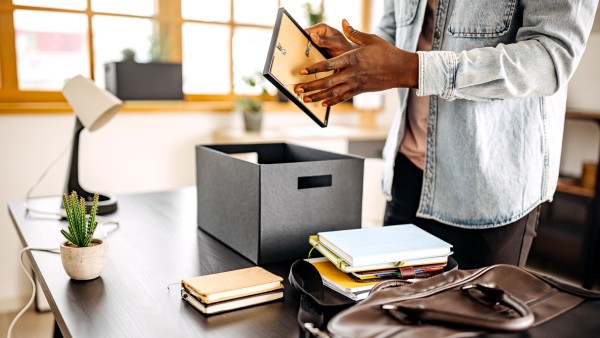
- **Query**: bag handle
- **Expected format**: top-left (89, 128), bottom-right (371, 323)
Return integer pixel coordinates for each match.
top-left (289, 260), bottom-right (355, 337)
top-left (382, 283), bottom-right (534, 332)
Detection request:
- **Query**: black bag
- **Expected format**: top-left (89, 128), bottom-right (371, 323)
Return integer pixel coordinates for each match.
top-left (289, 262), bottom-right (600, 337)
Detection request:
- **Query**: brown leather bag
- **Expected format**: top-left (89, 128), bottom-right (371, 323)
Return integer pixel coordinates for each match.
top-left (326, 264), bottom-right (600, 337)
top-left (290, 262), bottom-right (600, 337)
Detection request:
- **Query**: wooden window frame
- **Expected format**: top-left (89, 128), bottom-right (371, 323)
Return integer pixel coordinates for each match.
top-left (0, 0), bottom-right (372, 112)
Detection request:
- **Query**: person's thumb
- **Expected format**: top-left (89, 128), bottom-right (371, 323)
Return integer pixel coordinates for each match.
top-left (342, 19), bottom-right (372, 46)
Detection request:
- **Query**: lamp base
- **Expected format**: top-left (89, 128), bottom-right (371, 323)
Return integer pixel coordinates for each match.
top-left (68, 190), bottom-right (118, 215)
top-left (94, 193), bottom-right (118, 215)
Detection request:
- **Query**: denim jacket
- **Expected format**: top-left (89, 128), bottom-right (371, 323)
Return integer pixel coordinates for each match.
top-left (377, 0), bottom-right (598, 228)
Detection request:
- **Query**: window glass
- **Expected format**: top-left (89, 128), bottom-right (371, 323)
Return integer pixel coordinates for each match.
top-left (182, 0), bottom-right (230, 22)
top-left (92, 15), bottom-right (154, 88)
top-left (91, 0), bottom-right (155, 16)
top-left (182, 23), bottom-right (230, 94)
top-left (12, 0), bottom-right (86, 11)
top-left (232, 27), bottom-right (274, 95)
top-left (280, 0), bottom-right (362, 30)
top-left (279, 1), bottom-right (310, 27)
top-left (233, 0), bottom-right (278, 26)
top-left (323, 0), bottom-right (362, 31)
top-left (14, 10), bottom-right (89, 90)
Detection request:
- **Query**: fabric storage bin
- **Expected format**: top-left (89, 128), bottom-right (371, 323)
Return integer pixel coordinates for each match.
top-left (196, 143), bottom-right (364, 264)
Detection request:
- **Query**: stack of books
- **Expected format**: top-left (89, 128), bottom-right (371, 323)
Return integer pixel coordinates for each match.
top-left (308, 224), bottom-right (453, 300)
top-left (181, 266), bottom-right (284, 315)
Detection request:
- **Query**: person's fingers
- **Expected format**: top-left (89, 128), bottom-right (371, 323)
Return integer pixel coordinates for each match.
top-left (295, 73), bottom-right (342, 97)
top-left (305, 23), bottom-right (336, 39)
top-left (298, 53), bottom-right (355, 77)
top-left (309, 32), bottom-right (346, 55)
top-left (295, 70), bottom-right (357, 104)
top-left (307, 83), bottom-right (356, 106)
top-left (342, 19), bottom-right (374, 47)
top-left (309, 32), bottom-right (321, 45)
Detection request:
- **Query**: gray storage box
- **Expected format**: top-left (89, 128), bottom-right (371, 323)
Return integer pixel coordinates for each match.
top-left (196, 143), bottom-right (364, 264)
top-left (104, 61), bottom-right (183, 100)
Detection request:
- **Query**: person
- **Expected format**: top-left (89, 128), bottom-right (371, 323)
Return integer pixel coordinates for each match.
top-left (294, 0), bottom-right (599, 269)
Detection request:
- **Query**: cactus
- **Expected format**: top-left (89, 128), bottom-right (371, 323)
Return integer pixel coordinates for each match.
top-left (61, 191), bottom-right (99, 247)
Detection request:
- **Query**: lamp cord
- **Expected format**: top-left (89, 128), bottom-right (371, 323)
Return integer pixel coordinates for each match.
top-left (7, 247), bottom-right (59, 338)
top-left (23, 139), bottom-right (119, 225)
top-left (12, 138), bottom-right (120, 337)
top-left (7, 219), bottom-right (120, 338)
top-left (24, 139), bottom-right (72, 218)
top-left (25, 139), bottom-right (72, 202)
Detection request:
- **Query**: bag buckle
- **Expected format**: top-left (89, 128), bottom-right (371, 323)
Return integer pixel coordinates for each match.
top-left (304, 323), bottom-right (331, 338)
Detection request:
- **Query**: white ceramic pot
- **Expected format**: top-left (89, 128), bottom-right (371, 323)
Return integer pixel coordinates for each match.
top-left (60, 239), bottom-right (107, 280)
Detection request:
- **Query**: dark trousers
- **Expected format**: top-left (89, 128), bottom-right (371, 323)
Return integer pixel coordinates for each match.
top-left (384, 153), bottom-right (541, 270)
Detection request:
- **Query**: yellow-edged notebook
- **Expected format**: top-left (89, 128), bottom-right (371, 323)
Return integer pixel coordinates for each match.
top-left (307, 257), bottom-right (378, 293)
top-left (181, 266), bottom-right (283, 304)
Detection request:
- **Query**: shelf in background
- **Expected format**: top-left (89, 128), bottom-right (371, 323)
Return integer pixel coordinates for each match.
top-left (556, 179), bottom-right (594, 198)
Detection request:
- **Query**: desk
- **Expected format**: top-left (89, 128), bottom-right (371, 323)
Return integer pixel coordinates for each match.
top-left (562, 111), bottom-right (600, 289)
top-left (9, 188), bottom-right (301, 338)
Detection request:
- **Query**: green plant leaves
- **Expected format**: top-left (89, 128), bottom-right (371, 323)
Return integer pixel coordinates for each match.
top-left (61, 191), bottom-right (100, 247)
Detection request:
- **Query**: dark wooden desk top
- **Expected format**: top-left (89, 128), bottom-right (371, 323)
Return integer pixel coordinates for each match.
top-left (8, 187), bottom-right (301, 338)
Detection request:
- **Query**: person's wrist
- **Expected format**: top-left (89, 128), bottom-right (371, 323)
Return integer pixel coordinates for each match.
top-left (406, 52), bottom-right (419, 89)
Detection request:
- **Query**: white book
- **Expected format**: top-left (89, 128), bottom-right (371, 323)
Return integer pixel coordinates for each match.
top-left (318, 224), bottom-right (452, 268)
top-left (308, 235), bottom-right (450, 273)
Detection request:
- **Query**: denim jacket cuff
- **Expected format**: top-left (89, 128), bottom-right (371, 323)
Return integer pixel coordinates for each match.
top-left (416, 51), bottom-right (458, 100)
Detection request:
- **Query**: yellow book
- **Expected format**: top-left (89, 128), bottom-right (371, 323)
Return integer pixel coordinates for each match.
top-left (181, 266), bottom-right (283, 304)
top-left (307, 257), bottom-right (378, 295)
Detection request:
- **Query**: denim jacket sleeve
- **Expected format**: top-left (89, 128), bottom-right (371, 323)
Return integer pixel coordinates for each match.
top-left (417, 0), bottom-right (599, 101)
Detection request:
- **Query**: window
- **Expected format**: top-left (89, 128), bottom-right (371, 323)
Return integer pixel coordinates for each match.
top-left (0, 0), bottom-right (369, 106)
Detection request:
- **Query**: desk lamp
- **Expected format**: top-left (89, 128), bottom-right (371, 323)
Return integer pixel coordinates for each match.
top-left (62, 75), bottom-right (123, 215)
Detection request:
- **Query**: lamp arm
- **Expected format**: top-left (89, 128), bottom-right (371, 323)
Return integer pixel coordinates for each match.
top-left (65, 117), bottom-right (86, 199)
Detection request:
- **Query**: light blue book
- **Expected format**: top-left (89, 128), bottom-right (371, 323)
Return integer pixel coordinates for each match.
top-left (317, 224), bottom-right (453, 268)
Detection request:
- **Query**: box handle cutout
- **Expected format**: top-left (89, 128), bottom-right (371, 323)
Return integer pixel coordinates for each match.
top-left (298, 175), bottom-right (332, 189)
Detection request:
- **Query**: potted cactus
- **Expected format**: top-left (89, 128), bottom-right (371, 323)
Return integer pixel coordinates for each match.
top-left (60, 191), bottom-right (107, 280)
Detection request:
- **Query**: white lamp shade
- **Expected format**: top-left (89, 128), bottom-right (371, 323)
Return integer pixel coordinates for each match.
top-left (62, 75), bottom-right (123, 132)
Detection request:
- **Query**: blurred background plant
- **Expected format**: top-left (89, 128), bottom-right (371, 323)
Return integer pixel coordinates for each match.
top-left (236, 71), bottom-right (270, 132)
top-left (236, 71), bottom-right (270, 114)
top-left (303, 0), bottom-right (325, 26)
top-left (121, 48), bottom-right (136, 62)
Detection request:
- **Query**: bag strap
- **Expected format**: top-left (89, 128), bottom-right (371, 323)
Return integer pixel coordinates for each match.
top-left (289, 260), bottom-right (355, 337)
top-left (381, 282), bottom-right (535, 331)
top-left (528, 270), bottom-right (600, 299)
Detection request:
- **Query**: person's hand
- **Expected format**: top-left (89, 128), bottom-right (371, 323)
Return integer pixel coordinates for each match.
top-left (305, 23), bottom-right (356, 57)
top-left (295, 20), bottom-right (419, 107)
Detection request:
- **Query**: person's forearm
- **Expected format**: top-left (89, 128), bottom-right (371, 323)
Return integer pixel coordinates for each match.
top-left (418, 0), bottom-right (598, 101)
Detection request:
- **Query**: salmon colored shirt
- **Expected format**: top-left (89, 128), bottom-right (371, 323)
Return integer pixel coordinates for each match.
top-left (399, 0), bottom-right (437, 170)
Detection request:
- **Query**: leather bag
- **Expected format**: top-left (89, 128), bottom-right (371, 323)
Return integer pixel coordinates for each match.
top-left (290, 262), bottom-right (600, 338)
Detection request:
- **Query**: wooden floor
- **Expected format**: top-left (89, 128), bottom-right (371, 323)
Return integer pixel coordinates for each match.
top-left (0, 309), bottom-right (54, 338)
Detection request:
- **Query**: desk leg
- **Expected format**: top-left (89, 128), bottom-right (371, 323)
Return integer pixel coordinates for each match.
top-left (582, 121), bottom-right (600, 289)
top-left (53, 321), bottom-right (64, 338)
